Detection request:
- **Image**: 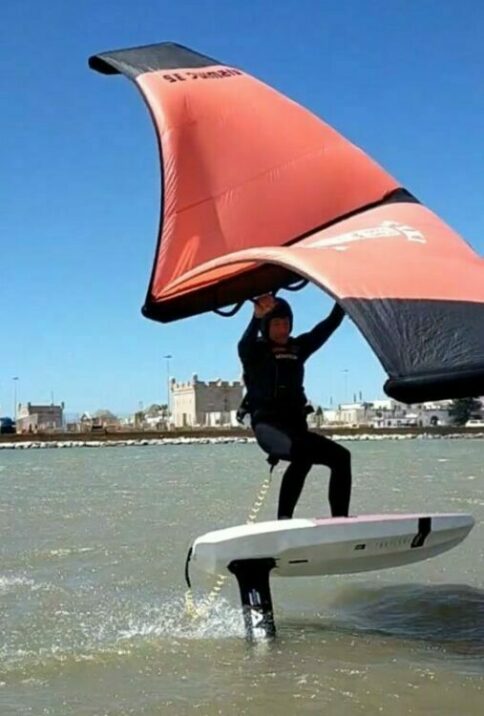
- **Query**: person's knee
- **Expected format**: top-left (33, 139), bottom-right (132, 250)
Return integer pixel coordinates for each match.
top-left (335, 444), bottom-right (351, 469)
top-left (289, 442), bottom-right (314, 467)
top-left (290, 458), bottom-right (313, 474)
top-left (341, 445), bottom-right (351, 462)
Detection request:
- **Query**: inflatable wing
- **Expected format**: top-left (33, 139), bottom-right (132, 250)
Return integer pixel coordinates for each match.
top-left (89, 42), bottom-right (484, 403)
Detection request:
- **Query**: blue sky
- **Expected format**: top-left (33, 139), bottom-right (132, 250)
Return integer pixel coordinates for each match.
top-left (1, 0), bottom-right (483, 416)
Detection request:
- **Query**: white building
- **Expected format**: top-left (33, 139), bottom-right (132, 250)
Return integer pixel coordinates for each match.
top-left (321, 399), bottom-right (454, 427)
top-left (170, 374), bottom-right (243, 428)
top-left (322, 401), bottom-right (387, 426)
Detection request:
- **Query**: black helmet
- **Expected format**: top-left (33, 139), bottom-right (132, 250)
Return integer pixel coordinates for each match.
top-left (260, 298), bottom-right (293, 339)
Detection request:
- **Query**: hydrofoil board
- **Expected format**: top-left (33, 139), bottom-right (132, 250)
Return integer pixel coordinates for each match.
top-left (192, 513), bottom-right (474, 578)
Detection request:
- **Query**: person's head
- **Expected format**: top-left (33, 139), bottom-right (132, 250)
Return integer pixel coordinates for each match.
top-left (261, 298), bottom-right (293, 345)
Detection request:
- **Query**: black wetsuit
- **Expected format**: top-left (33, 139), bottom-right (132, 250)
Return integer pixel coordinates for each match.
top-left (238, 304), bottom-right (351, 518)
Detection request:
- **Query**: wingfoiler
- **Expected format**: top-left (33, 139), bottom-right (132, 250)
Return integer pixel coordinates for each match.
top-left (89, 43), bottom-right (480, 639)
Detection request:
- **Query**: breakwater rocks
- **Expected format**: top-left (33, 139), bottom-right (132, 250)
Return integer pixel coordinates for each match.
top-left (1, 432), bottom-right (483, 450)
top-left (0, 436), bottom-right (254, 450)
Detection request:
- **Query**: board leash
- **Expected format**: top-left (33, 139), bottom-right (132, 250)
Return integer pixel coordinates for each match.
top-left (184, 469), bottom-right (273, 619)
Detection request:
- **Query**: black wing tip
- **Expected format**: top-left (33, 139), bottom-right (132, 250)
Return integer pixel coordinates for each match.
top-left (88, 41), bottom-right (183, 74)
top-left (88, 41), bottom-right (219, 75)
top-left (88, 54), bottom-right (118, 74)
top-left (385, 370), bottom-right (484, 404)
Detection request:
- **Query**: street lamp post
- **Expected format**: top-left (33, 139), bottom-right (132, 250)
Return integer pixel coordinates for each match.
top-left (163, 355), bottom-right (172, 419)
top-left (12, 377), bottom-right (19, 420)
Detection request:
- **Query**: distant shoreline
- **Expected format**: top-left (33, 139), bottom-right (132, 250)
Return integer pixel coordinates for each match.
top-left (1, 426), bottom-right (483, 449)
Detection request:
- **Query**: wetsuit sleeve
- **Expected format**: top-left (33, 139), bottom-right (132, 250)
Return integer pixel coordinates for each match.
top-left (238, 316), bottom-right (262, 364)
top-left (297, 303), bottom-right (345, 361)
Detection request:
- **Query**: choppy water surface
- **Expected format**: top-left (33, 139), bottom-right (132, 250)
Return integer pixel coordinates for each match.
top-left (1, 439), bottom-right (483, 714)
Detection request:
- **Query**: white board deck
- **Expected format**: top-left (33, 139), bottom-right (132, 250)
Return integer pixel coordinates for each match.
top-left (191, 513), bottom-right (474, 577)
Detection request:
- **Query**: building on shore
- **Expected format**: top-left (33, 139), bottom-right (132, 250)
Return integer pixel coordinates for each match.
top-left (75, 410), bottom-right (121, 432)
top-left (321, 398), bottom-right (461, 428)
top-left (170, 374), bottom-right (243, 428)
top-left (16, 402), bottom-right (65, 433)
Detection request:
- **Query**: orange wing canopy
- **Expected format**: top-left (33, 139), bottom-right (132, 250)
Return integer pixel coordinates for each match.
top-left (89, 42), bottom-right (484, 403)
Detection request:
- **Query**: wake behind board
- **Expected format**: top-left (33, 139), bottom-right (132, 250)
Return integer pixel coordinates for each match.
top-left (192, 513), bottom-right (474, 578)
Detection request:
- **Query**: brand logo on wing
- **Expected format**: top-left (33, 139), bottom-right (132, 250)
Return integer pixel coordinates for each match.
top-left (304, 221), bottom-right (426, 251)
top-left (162, 67), bottom-right (242, 83)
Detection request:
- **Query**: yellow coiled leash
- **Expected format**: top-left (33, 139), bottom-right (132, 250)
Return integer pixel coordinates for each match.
top-left (184, 470), bottom-right (273, 619)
